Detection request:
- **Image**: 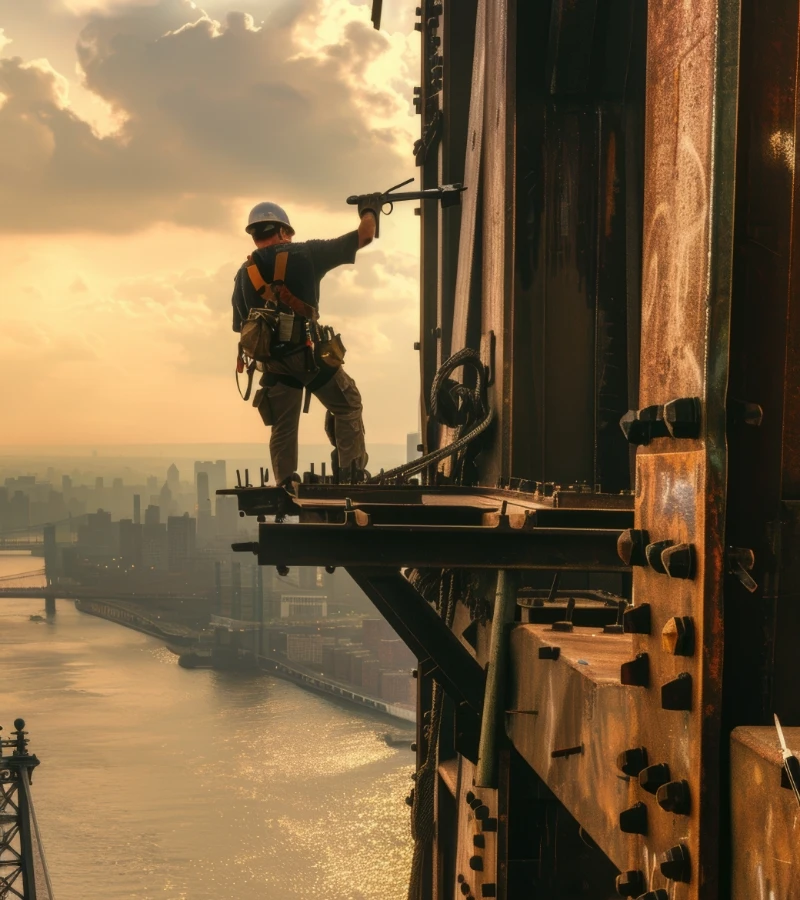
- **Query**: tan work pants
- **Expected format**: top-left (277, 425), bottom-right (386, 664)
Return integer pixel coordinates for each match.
top-left (260, 352), bottom-right (367, 485)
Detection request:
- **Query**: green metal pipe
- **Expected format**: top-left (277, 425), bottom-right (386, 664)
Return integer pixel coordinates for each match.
top-left (474, 570), bottom-right (517, 788)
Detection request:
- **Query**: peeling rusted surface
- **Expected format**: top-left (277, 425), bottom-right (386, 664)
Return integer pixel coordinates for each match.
top-left (507, 624), bottom-right (636, 870)
top-left (629, 0), bottom-right (740, 896)
top-left (730, 727), bottom-right (800, 899)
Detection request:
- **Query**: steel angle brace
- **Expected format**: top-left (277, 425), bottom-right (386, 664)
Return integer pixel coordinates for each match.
top-left (347, 567), bottom-right (485, 759)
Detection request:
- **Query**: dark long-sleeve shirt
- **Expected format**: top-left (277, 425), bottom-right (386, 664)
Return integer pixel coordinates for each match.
top-left (231, 231), bottom-right (359, 332)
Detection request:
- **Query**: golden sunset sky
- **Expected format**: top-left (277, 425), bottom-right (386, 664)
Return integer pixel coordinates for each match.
top-left (0, 0), bottom-right (421, 447)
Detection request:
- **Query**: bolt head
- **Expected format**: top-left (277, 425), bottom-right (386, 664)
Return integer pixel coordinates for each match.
top-left (656, 779), bottom-right (691, 815)
top-left (13, 719), bottom-right (25, 731)
top-left (617, 529), bottom-right (650, 566)
top-left (663, 396), bottom-right (701, 439)
top-left (619, 802), bottom-right (648, 834)
top-left (660, 843), bottom-right (690, 882)
top-left (646, 539), bottom-right (674, 573)
top-left (616, 746), bottom-right (648, 777)
top-left (662, 542), bottom-right (696, 579)
top-left (468, 855), bottom-right (484, 871)
top-left (661, 617), bottom-right (695, 655)
top-left (614, 869), bottom-right (645, 897)
top-left (639, 763), bottom-right (671, 794)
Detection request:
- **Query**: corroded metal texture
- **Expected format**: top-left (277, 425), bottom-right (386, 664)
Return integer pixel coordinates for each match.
top-left (480, 0), bottom-right (514, 483)
top-left (631, 0), bottom-right (740, 897)
top-left (506, 624), bottom-right (635, 869)
top-left (730, 727), bottom-right (800, 899)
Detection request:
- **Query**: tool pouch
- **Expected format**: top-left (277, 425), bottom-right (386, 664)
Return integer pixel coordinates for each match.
top-left (253, 387), bottom-right (274, 426)
top-left (317, 333), bottom-right (347, 369)
top-left (240, 307), bottom-right (278, 363)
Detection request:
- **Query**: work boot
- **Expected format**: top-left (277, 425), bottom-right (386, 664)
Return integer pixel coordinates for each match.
top-left (278, 472), bottom-right (301, 494)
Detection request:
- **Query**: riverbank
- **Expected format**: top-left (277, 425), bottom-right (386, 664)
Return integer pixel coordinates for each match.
top-left (74, 599), bottom-right (416, 725)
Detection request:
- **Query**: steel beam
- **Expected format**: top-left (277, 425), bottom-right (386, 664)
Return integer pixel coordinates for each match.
top-left (254, 521), bottom-right (625, 571)
top-left (345, 568), bottom-right (485, 720)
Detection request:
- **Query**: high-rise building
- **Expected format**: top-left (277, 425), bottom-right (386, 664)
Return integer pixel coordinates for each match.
top-left (133, 494), bottom-right (141, 525)
top-left (196, 472), bottom-right (213, 545)
top-left (118, 519), bottom-right (143, 567)
top-left (194, 460), bottom-right (227, 497)
top-left (146, 476), bottom-right (158, 495)
top-left (215, 494), bottom-right (239, 536)
top-left (166, 464), bottom-right (180, 492)
top-left (144, 504), bottom-right (160, 526)
top-left (167, 513), bottom-right (196, 572)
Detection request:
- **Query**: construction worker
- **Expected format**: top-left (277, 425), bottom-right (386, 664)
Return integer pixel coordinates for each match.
top-left (231, 198), bottom-right (380, 488)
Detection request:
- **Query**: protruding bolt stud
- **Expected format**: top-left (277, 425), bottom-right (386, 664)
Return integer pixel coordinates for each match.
top-left (617, 529), bottom-right (650, 566)
top-left (474, 805), bottom-right (490, 820)
top-left (616, 746), bottom-right (648, 777)
top-left (481, 885), bottom-right (497, 898)
top-left (623, 603), bottom-right (652, 635)
top-left (539, 646), bottom-right (561, 660)
top-left (646, 540), bottom-right (674, 574)
top-left (277, 565), bottom-right (290, 577)
top-left (662, 543), bottom-right (696, 579)
top-left (469, 797), bottom-right (483, 810)
top-left (481, 817), bottom-right (498, 832)
top-left (656, 779), bottom-right (691, 815)
top-left (661, 617), bottom-right (695, 655)
top-left (661, 672), bottom-right (692, 711)
top-left (663, 397), bottom-right (701, 439)
top-left (620, 652), bottom-right (650, 687)
top-left (639, 763), bottom-right (671, 794)
top-left (620, 405), bottom-right (669, 445)
top-left (660, 843), bottom-right (691, 882)
top-left (469, 856), bottom-right (483, 871)
top-left (465, 791), bottom-right (476, 804)
top-left (619, 802), bottom-right (648, 834)
top-left (473, 834), bottom-right (485, 849)
top-left (405, 790), bottom-right (414, 807)
top-left (459, 884), bottom-right (470, 896)
top-left (615, 869), bottom-right (645, 897)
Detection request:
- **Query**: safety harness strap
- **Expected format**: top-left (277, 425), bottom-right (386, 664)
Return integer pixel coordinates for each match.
top-left (246, 251), bottom-right (319, 321)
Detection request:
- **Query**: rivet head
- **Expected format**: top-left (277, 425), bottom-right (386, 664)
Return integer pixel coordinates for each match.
top-left (468, 855), bottom-right (483, 871)
top-left (639, 763), bottom-right (671, 794)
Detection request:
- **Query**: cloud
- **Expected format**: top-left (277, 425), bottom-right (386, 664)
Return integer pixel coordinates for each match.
top-left (0, 0), bottom-right (416, 233)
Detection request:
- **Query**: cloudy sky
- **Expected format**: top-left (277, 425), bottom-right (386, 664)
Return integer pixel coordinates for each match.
top-left (0, 0), bottom-right (421, 448)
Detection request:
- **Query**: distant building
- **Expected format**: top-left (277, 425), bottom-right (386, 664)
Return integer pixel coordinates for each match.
top-left (118, 519), bottom-right (143, 567)
top-left (77, 509), bottom-right (114, 557)
top-left (167, 513), bottom-right (196, 572)
top-left (196, 471), bottom-right (214, 545)
top-left (280, 595), bottom-right (327, 619)
top-left (144, 504), bottom-right (160, 526)
top-left (215, 494), bottom-right (239, 536)
top-left (194, 460), bottom-right (227, 497)
top-left (166, 463), bottom-right (180, 492)
top-left (133, 494), bottom-right (141, 525)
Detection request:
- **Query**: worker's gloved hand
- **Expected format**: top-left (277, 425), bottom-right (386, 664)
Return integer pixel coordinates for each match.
top-left (358, 192), bottom-right (383, 238)
top-left (357, 192), bottom-right (384, 218)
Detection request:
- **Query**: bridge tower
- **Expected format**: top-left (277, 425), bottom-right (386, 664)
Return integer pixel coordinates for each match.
top-left (41, 525), bottom-right (57, 617)
top-left (0, 719), bottom-right (45, 899)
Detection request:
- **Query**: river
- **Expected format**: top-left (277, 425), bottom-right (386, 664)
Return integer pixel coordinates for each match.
top-left (0, 553), bottom-right (413, 899)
